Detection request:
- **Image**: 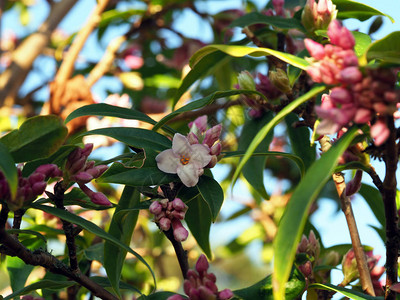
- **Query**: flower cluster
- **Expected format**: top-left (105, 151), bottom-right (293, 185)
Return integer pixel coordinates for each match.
top-left (168, 255), bottom-right (234, 300)
top-left (0, 164), bottom-right (62, 210)
top-left (156, 116), bottom-right (222, 187)
top-left (306, 20), bottom-right (400, 145)
top-left (296, 231), bottom-right (321, 279)
top-left (64, 144), bottom-right (111, 206)
top-left (149, 198), bottom-right (189, 242)
top-left (302, 0), bottom-right (337, 32)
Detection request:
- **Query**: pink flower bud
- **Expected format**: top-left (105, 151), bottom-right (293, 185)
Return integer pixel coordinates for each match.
top-left (306, 65), bottom-right (322, 83)
top-left (91, 192), bottom-right (112, 206)
top-left (187, 132), bottom-right (200, 145)
top-left (210, 143), bottom-right (222, 156)
top-left (298, 261), bottom-right (313, 278)
top-left (219, 289), bottom-right (234, 300)
top-left (206, 272), bottom-right (217, 282)
top-left (189, 115), bottom-right (208, 133)
top-left (195, 254), bottom-right (209, 273)
top-left (304, 39), bottom-right (325, 60)
top-left (31, 181), bottom-right (47, 195)
top-left (86, 165), bottom-right (108, 178)
top-left (28, 173), bottom-right (45, 185)
top-left (345, 170), bottom-right (363, 196)
top-left (184, 280), bottom-right (192, 295)
top-left (204, 279), bottom-right (218, 294)
top-left (371, 119), bottom-right (390, 146)
top-left (81, 143), bottom-right (94, 158)
top-left (73, 172), bottom-right (94, 183)
top-left (172, 198), bottom-right (187, 212)
top-left (124, 55), bottom-right (144, 70)
top-left (354, 108), bottom-right (372, 124)
top-left (35, 164), bottom-right (62, 178)
top-left (149, 201), bottom-right (163, 215)
top-left (330, 87), bottom-right (352, 104)
top-left (339, 67), bottom-right (363, 84)
top-left (203, 124), bottom-right (222, 148)
top-left (159, 217), bottom-right (171, 231)
top-left (327, 20), bottom-right (355, 50)
top-left (68, 156), bottom-right (87, 174)
top-left (172, 219), bottom-right (189, 242)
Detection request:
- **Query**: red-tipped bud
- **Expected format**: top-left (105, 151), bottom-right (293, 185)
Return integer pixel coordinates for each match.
top-left (189, 116), bottom-right (208, 133)
top-left (371, 119), bottom-right (390, 146)
top-left (172, 198), bottom-right (187, 212)
top-left (204, 279), bottom-right (218, 294)
top-left (346, 169), bottom-right (363, 196)
top-left (203, 124), bottom-right (222, 148)
top-left (31, 182), bottom-right (47, 196)
top-left (81, 143), bottom-right (94, 158)
top-left (187, 132), bottom-right (200, 145)
top-left (354, 108), bottom-right (372, 124)
top-left (149, 201), bottom-right (163, 215)
top-left (298, 261), bottom-right (313, 278)
top-left (35, 164), bottom-right (62, 178)
top-left (28, 173), bottom-right (45, 185)
top-left (330, 87), bottom-right (353, 105)
top-left (68, 157), bottom-right (87, 174)
top-left (198, 286), bottom-right (217, 300)
top-left (219, 289), bottom-right (234, 300)
top-left (196, 254), bottom-right (209, 273)
top-left (73, 172), bottom-right (94, 183)
top-left (166, 294), bottom-right (184, 300)
top-left (328, 20), bottom-right (355, 49)
top-left (91, 192), bottom-right (112, 206)
top-left (339, 67), bottom-right (363, 84)
top-left (304, 39), bottom-right (325, 60)
top-left (210, 143), bottom-right (222, 156)
top-left (172, 219), bottom-right (189, 242)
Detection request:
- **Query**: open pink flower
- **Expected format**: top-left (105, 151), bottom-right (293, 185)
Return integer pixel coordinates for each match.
top-left (156, 134), bottom-right (212, 187)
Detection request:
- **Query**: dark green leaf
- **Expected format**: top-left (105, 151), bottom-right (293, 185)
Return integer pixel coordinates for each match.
top-left (333, 0), bottom-right (394, 23)
top-left (6, 257), bottom-right (34, 292)
top-left (230, 12), bottom-right (305, 30)
top-left (30, 203), bottom-right (156, 288)
top-left (138, 291), bottom-right (183, 300)
top-left (104, 186), bottom-right (140, 297)
top-left (80, 127), bottom-right (172, 152)
top-left (196, 175), bottom-right (224, 222)
top-left (6, 229), bottom-right (47, 243)
top-left (308, 283), bottom-right (383, 300)
top-left (3, 280), bottom-right (75, 300)
top-left (90, 276), bottom-right (142, 294)
top-left (0, 141), bottom-right (17, 198)
top-left (358, 184), bottom-right (385, 228)
top-left (0, 115), bottom-right (68, 163)
top-left (84, 243), bottom-right (104, 264)
top-left (185, 195), bottom-right (212, 259)
top-left (273, 127), bottom-right (358, 299)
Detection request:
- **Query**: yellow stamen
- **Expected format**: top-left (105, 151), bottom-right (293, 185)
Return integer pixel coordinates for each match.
top-left (180, 156), bottom-right (190, 165)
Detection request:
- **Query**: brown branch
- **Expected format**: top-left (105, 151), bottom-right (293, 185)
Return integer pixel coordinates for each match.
top-left (0, 0), bottom-right (78, 107)
top-left (382, 116), bottom-right (399, 300)
top-left (55, 0), bottom-right (110, 84)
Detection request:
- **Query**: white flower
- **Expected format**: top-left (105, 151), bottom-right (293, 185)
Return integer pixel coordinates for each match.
top-left (156, 133), bottom-right (212, 187)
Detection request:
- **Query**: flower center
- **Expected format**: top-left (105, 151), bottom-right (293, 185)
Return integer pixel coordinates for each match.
top-left (180, 155), bottom-right (190, 165)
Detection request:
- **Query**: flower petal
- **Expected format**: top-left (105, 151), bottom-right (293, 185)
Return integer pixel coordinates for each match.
top-left (190, 144), bottom-right (212, 167)
top-left (156, 149), bottom-right (180, 174)
top-left (172, 133), bottom-right (192, 157)
top-left (177, 164), bottom-right (202, 187)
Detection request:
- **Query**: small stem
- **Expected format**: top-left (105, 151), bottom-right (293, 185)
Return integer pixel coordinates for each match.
top-left (0, 203), bottom-right (10, 229)
top-left (163, 227), bottom-right (190, 278)
top-left (12, 209), bottom-right (25, 237)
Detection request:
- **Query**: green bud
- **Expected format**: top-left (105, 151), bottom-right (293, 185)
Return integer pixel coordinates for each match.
top-left (269, 69), bottom-right (291, 93)
top-left (237, 71), bottom-right (256, 91)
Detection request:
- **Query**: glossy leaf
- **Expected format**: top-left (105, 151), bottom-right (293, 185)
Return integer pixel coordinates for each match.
top-left (30, 203), bottom-right (156, 288)
top-left (308, 283), bottom-right (381, 300)
top-left (185, 195), bottom-right (212, 259)
top-left (333, 0), bottom-right (394, 23)
top-left (90, 276), bottom-right (142, 294)
top-left (196, 175), bottom-right (224, 222)
top-left (81, 127), bottom-right (172, 152)
top-left (4, 280), bottom-right (75, 300)
top-left (153, 89), bottom-right (265, 131)
top-left (353, 31), bottom-right (372, 57)
top-left (0, 115), bottom-right (68, 163)
top-left (230, 12), bottom-right (305, 30)
top-left (232, 85), bottom-right (327, 187)
top-left (190, 45), bottom-right (310, 70)
top-left (104, 186), bottom-right (140, 297)
top-left (358, 183), bottom-right (385, 228)
top-left (237, 113), bottom-right (274, 199)
top-left (273, 127), bottom-right (358, 300)
top-left (84, 243), bottom-right (104, 264)
top-left (6, 256), bottom-right (34, 292)
top-left (0, 141), bottom-right (17, 198)
top-left (364, 31), bottom-right (400, 64)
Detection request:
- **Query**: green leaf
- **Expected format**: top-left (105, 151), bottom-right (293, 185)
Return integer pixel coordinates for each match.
top-left (154, 89), bottom-right (265, 131)
top-left (30, 203), bottom-right (156, 288)
top-left (238, 113), bottom-right (275, 199)
top-left (6, 257), bottom-right (34, 292)
top-left (358, 184), bottom-right (385, 228)
top-left (273, 127), bottom-right (358, 300)
top-left (6, 229), bottom-right (47, 244)
top-left (84, 243), bottom-right (104, 264)
top-left (137, 291), bottom-right (182, 300)
top-left (363, 31), bottom-right (400, 64)
top-left (196, 175), bottom-right (224, 222)
top-left (104, 186), bottom-right (140, 297)
top-left (234, 268), bottom-right (305, 300)
top-left (90, 276), bottom-right (142, 294)
top-left (230, 12), bottom-right (305, 30)
top-left (185, 195), bottom-right (212, 259)
top-left (232, 86), bottom-right (327, 187)
top-left (190, 45), bottom-right (310, 70)
top-left (3, 280), bottom-right (75, 300)
top-left (333, 0), bottom-right (394, 23)
top-left (99, 9), bottom-right (145, 28)
top-left (352, 31), bottom-right (372, 57)
top-left (285, 113), bottom-right (315, 170)
top-left (308, 283), bottom-right (383, 300)
top-left (0, 115), bottom-right (68, 163)
top-left (0, 141), bottom-right (17, 199)
top-left (80, 127), bottom-right (172, 151)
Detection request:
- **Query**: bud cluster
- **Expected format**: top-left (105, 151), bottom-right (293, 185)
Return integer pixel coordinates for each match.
top-left (65, 144), bottom-right (111, 206)
top-left (0, 164), bottom-right (62, 210)
top-left (302, 0), bottom-right (337, 32)
top-left (167, 255), bottom-right (234, 300)
top-left (306, 20), bottom-right (400, 146)
top-left (188, 116), bottom-right (222, 168)
top-left (296, 231), bottom-right (321, 278)
top-left (149, 198), bottom-right (189, 242)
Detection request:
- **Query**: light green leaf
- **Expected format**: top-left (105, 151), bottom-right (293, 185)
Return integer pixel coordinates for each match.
top-left (0, 141), bottom-right (17, 199)
top-left (273, 127), bottom-right (358, 300)
top-left (232, 86), bottom-right (327, 187)
top-left (104, 186), bottom-right (140, 297)
top-left (0, 115), bottom-right (68, 163)
top-left (358, 184), bottom-right (385, 228)
top-left (308, 283), bottom-right (382, 300)
top-left (4, 280), bottom-right (75, 300)
top-left (30, 203), bottom-right (156, 289)
top-left (6, 256), bottom-right (34, 292)
top-left (363, 31), bottom-right (400, 64)
top-left (196, 176), bottom-right (224, 222)
top-left (6, 229), bottom-right (47, 244)
top-left (190, 45), bottom-right (310, 70)
top-left (352, 31), bottom-right (372, 57)
top-left (333, 0), bottom-right (394, 23)
top-left (230, 12), bottom-right (305, 30)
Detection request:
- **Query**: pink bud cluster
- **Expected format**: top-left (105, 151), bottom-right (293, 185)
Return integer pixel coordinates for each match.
top-left (0, 164), bottom-right (62, 209)
top-left (306, 21), bottom-right (400, 145)
top-left (65, 144), bottom-right (111, 206)
top-left (188, 116), bottom-right (222, 168)
top-left (168, 255), bottom-right (234, 300)
top-left (296, 231), bottom-right (320, 278)
top-left (149, 198), bottom-right (189, 242)
top-left (301, 0), bottom-right (337, 31)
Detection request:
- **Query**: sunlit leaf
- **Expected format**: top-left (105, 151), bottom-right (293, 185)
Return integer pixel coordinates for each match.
top-left (308, 283), bottom-right (382, 300)
top-left (333, 0), bottom-right (394, 23)
top-left (0, 141), bottom-right (17, 198)
top-left (4, 280), bottom-right (75, 300)
top-left (363, 31), bottom-right (400, 64)
top-left (230, 12), bottom-right (305, 30)
top-left (197, 175), bottom-right (224, 222)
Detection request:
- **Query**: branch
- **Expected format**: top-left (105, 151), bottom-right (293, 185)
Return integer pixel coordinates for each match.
top-left (0, 0), bottom-right (78, 107)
